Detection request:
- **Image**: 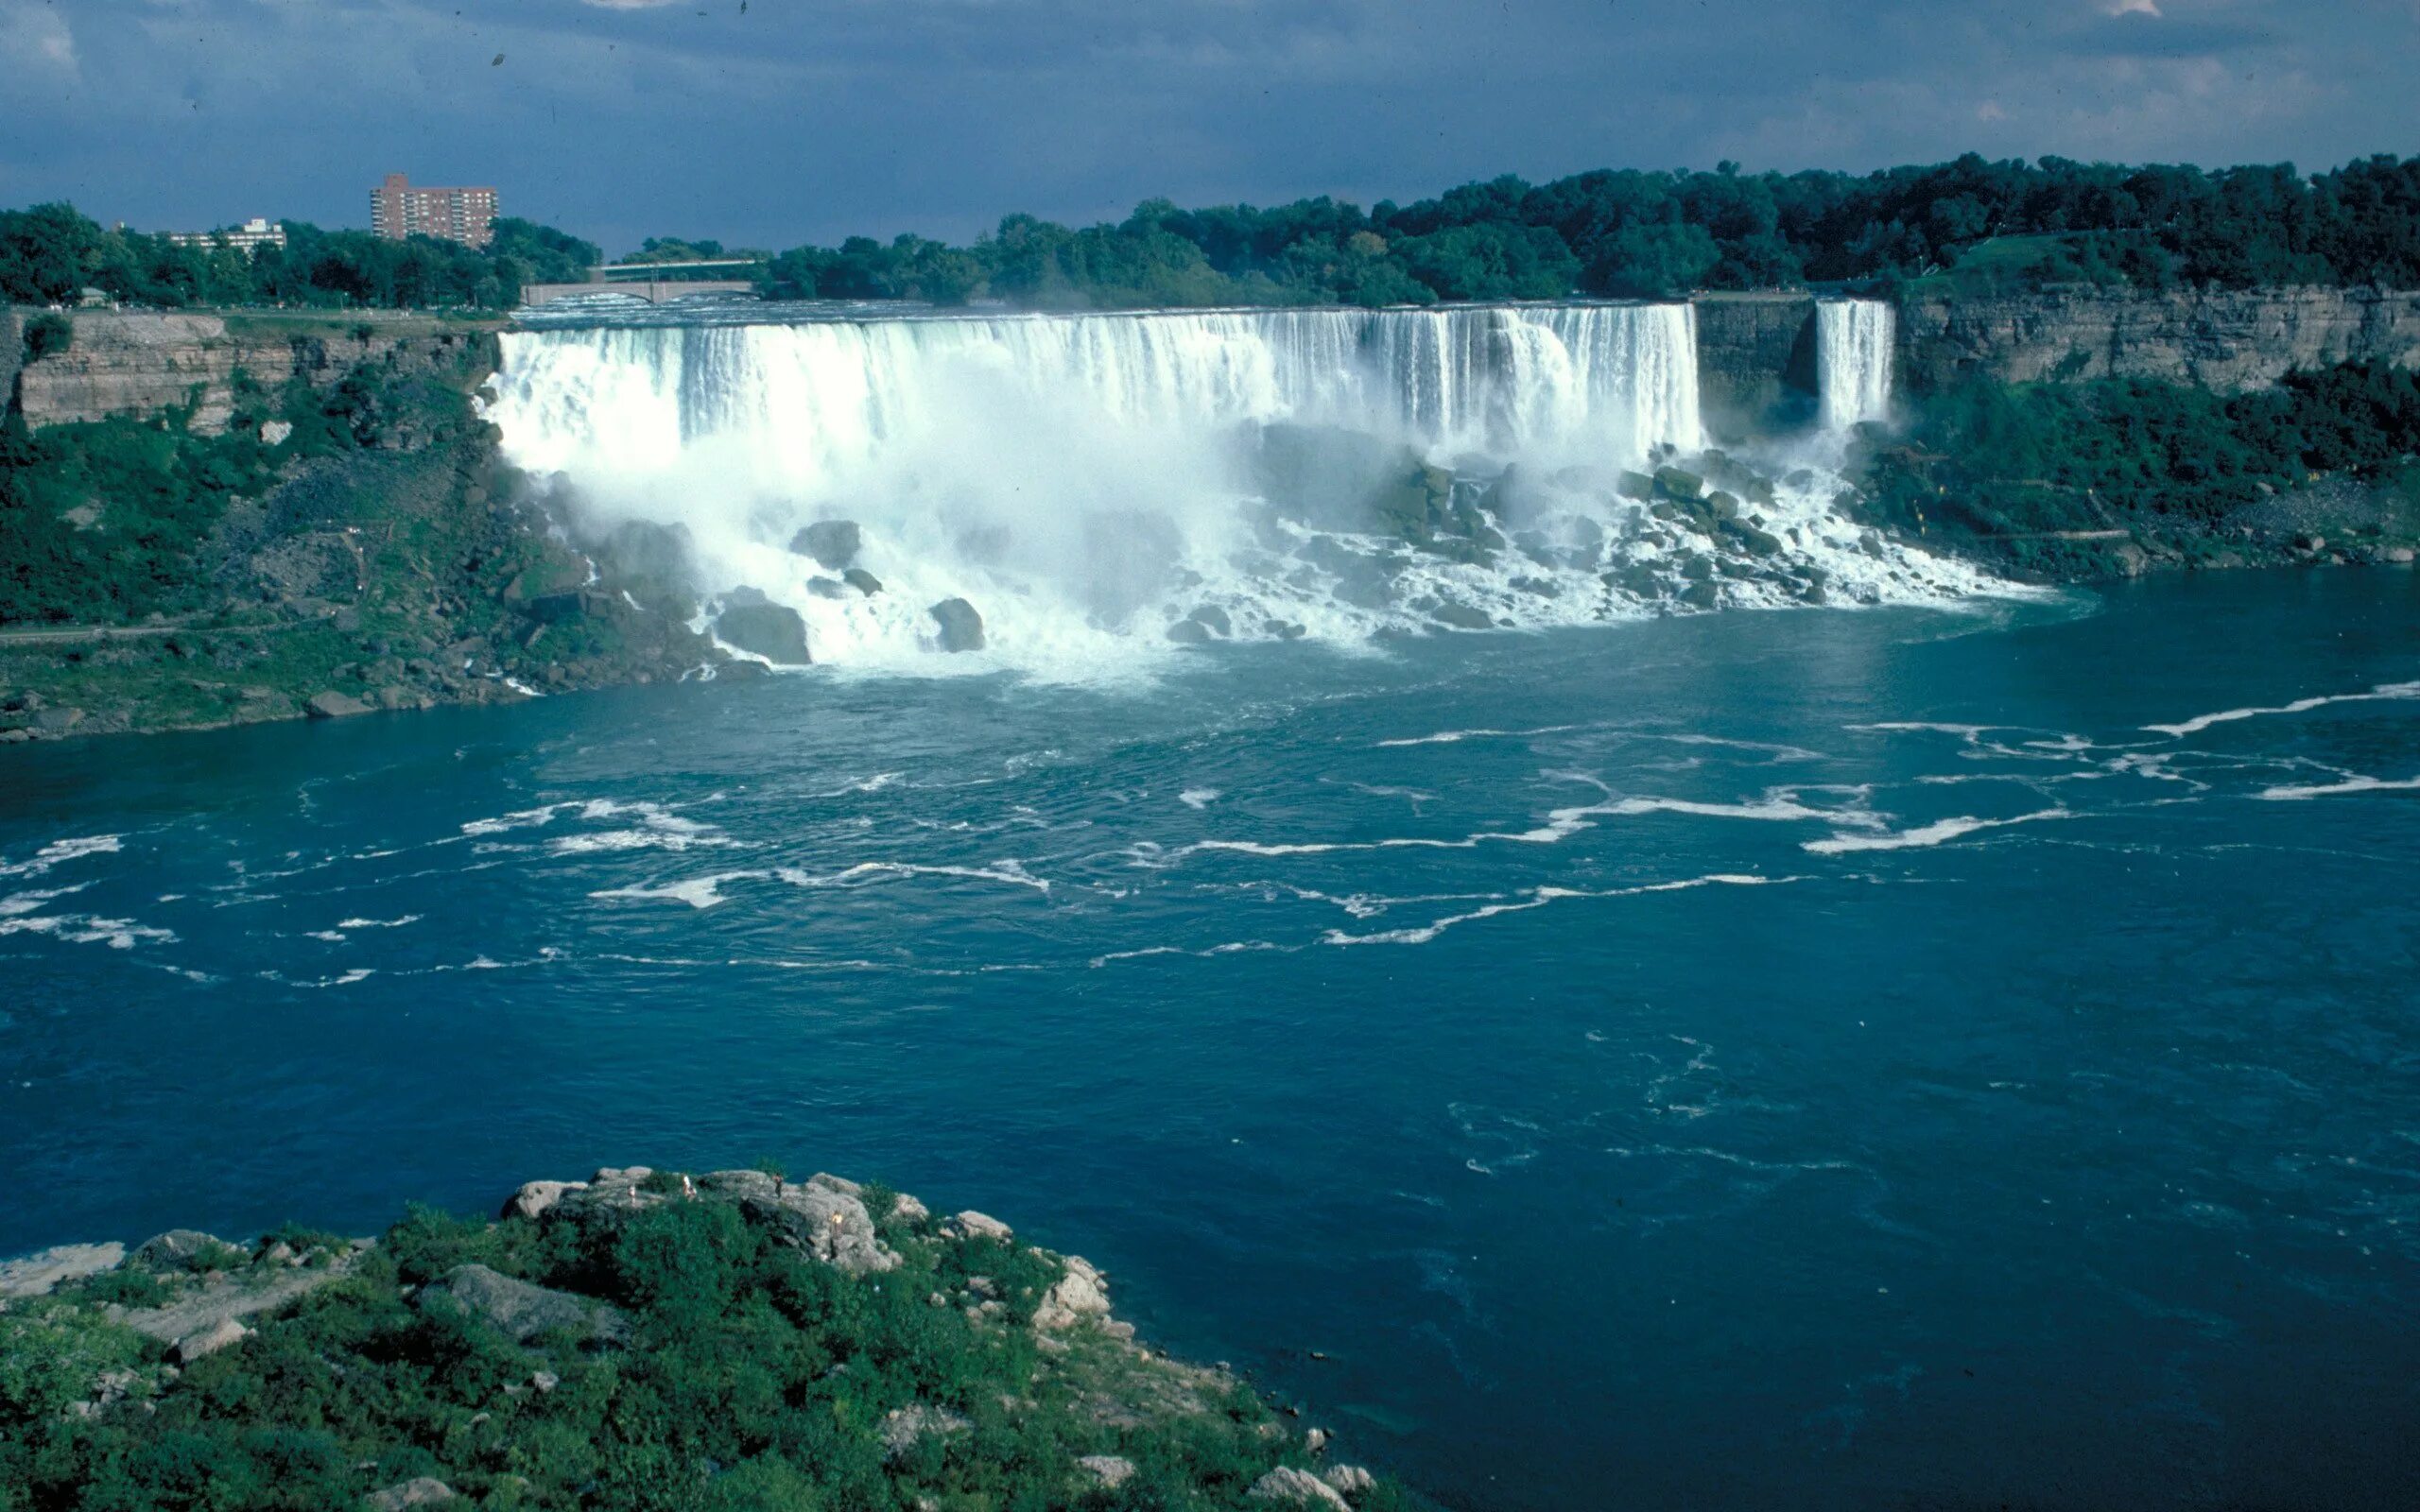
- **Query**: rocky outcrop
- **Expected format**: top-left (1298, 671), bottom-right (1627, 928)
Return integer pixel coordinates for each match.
top-left (789, 520), bottom-right (862, 570)
top-left (928, 597), bottom-right (985, 652)
top-left (10, 311), bottom-right (497, 436)
top-left (716, 599), bottom-right (812, 665)
top-left (414, 1263), bottom-right (631, 1346)
top-left (1895, 285), bottom-right (2420, 394)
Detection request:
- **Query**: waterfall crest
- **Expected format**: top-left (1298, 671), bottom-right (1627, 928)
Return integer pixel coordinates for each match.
top-left (1817, 300), bottom-right (1895, 433)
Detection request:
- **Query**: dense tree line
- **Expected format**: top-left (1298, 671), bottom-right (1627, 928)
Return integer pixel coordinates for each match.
top-left (0, 205), bottom-right (598, 311)
top-left (758, 154), bottom-right (2420, 308)
top-left (9, 154), bottom-right (2420, 314)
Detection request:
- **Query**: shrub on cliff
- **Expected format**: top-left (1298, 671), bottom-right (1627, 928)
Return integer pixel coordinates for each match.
top-left (0, 1173), bottom-right (1405, 1512)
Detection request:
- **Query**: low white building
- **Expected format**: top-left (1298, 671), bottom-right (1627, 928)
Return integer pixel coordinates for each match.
top-left (164, 217), bottom-right (288, 252)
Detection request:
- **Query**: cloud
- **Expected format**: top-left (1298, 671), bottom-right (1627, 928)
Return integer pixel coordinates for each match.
top-left (0, 0), bottom-right (2412, 251)
top-left (0, 0), bottom-right (77, 72)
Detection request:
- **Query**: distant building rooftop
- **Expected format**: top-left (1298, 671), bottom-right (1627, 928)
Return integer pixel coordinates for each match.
top-left (164, 217), bottom-right (287, 253)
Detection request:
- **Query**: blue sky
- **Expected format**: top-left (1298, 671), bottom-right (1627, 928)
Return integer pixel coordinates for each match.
top-left (2, 0), bottom-right (2411, 257)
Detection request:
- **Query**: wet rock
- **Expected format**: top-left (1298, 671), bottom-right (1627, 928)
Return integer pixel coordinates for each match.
top-left (843, 567), bottom-right (883, 595)
top-left (1267, 620), bottom-right (1308, 641)
top-left (1616, 470), bottom-right (1656, 501)
top-left (1428, 602), bottom-right (1495, 630)
top-left (717, 602), bottom-right (811, 665)
top-left (928, 597), bottom-right (985, 653)
top-left (1679, 580), bottom-right (1721, 610)
top-left (1165, 618), bottom-right (1212, 645)
top-left (805, 576), bottom-right (850, 600)
top-left (1606, 562), bottom-right (1665, 599)
top-left (304, 691), bottom-right (372, 719)
top-left (414, 1263), bottom-right (631, 1347)
top-left (1721, 519), bottom-right (1784, 557)
top-left (1705, 490), bottom-right (1740, 522)
top-left (1676, 553), bottom-right (1715, 581)
top-left (789, 520), bottom-right (862, 570)
top-left (1652, 466), bottom-right (1704, 502)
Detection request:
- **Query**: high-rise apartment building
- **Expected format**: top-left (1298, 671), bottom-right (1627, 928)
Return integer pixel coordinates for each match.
top-left (369, 173), bottom-right (497, 249)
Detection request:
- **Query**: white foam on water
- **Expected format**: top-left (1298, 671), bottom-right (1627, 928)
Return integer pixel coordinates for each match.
top-left (1803, 808), bottom-right (2073, 855)
top-left (0, 914), bottom-right (177, 950)
top-left (592, 871), bottom-right (768, 908)
top-left (2145, 680), bottom-right (2420, 738)
top-left (0, 835), bottom-right (123, 880)
top-left (0, 885), bottom-right (83, 917)
top-left (337, 915), bottom-right (422, 930)
top-left (1178, 788), bottom-right (1222, 810)
top-left (2255, 775), bottom-right (2420, 800)
top-left (773, 860), bottom-right (1051, 894)
top-left (1322, 872), bottom-right (1797, 947)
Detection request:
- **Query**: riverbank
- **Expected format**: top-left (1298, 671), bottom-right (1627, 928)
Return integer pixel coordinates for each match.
top-left (0, 1163), bottom-right (1401, 1511)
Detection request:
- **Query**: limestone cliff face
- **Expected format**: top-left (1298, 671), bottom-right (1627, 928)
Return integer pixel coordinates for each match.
top-left (1894, 285), bottom-right (2420, 393)
top-left (12, 311), bottom-right (501, 435)
top-left (1692, 295), bottom-right (1817, 435)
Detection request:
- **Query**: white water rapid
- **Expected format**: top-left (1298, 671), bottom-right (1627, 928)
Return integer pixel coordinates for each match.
top-left (487, 301), bottom-right (1993, 679)
top-left (1816, 300), bottom-right (1895, 433)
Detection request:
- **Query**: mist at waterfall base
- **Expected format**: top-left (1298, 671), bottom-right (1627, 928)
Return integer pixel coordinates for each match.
top-left (484, 299), bottom-right (1956, 679)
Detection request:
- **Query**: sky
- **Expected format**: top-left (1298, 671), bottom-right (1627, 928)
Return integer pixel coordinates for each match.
top-left (0, 0), bottom-right (2413, 257)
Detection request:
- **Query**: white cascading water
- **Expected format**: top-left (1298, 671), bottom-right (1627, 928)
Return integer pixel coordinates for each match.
top-left (1816, 300), bottom-right (1895, 433)
top-left (487, 301), bottom-right (1995, 679)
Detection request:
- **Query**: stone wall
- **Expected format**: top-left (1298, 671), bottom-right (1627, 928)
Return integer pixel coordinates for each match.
top-left (1693, 294), bottom-right (1817, 437)
top-left (1895, 285), bottom-right (2420, 394)
top-left (10, 311), bottom-right (501, 435)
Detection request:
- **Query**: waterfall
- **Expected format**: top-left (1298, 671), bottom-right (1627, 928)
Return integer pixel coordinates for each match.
top-left (490, 303), bottom-right (1704, 491)
top-left (484, 301), bottom-right (1990, 677)
top-left (1816, 300), bottom-right (1894, 432)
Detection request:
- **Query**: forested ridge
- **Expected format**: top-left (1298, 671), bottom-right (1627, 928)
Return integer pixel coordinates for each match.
top-left (7, 154), bottom-right (2420, 313)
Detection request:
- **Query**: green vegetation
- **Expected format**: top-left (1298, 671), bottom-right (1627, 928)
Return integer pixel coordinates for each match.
top-left (9, 153), bottom-right (2416, 314)
top-left (1858, 361), bottom-right (2420, 573)
top-left (0, 205), bottom-right (597, 312)
top-left (753, 154), bottom-right (2420, 309)
top-left (0, 358), bottom-right (442, 625)
top-left (0, 1173), bottom-right (1401, 1511)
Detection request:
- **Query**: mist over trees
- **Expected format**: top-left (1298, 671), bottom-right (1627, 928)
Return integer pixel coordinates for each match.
top-left (7, 154), bottom-right (2419, 312)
